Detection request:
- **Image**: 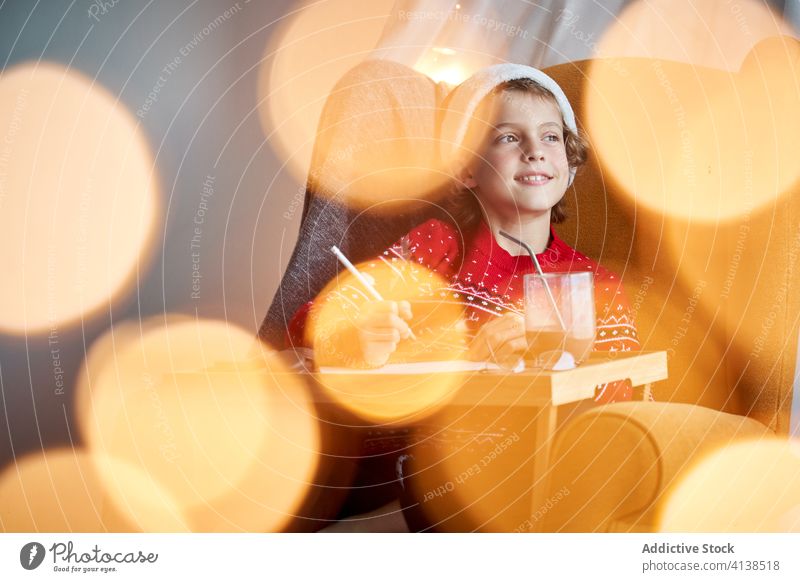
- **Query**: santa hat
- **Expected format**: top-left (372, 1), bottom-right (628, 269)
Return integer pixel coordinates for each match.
top-left (439, 63), bottom-right (579, 185)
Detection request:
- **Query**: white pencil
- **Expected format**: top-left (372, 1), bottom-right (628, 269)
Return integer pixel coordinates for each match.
top-left (330, 245), bottom-right (417, 340)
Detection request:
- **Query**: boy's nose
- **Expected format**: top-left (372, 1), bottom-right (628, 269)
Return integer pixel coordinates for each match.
top-left (523, 148), bottom-right (543, 161)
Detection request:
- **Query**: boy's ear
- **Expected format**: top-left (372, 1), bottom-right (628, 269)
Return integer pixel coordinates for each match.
top-left (452, 163), bottom-right (478, 190)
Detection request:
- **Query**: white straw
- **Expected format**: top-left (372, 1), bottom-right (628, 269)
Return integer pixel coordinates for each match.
top-left (498, 231), bottom-right (567, 331)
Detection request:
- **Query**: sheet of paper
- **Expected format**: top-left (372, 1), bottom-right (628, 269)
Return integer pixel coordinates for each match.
top-left (318, 359), bottom-right (525, 374)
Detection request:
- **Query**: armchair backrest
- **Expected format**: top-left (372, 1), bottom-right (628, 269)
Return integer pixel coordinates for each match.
top-left (258, 60), bottom-right (447, 348)
top-left (549, 36), bottom-right (800, 433)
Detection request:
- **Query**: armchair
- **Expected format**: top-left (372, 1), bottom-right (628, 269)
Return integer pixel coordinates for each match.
top-left (258, 35), bottom-right (800, 532)
top-left (541, 35), bottom-right (800, 532)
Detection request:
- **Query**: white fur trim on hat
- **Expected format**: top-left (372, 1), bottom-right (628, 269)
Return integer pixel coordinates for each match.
top-left (439, 63), bottom-right (578, 185)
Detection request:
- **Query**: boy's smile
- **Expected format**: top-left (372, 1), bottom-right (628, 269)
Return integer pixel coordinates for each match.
top-left (514, 171), bottom-right (553, 184)
top-left (462, 92), bottom-right (569, 222)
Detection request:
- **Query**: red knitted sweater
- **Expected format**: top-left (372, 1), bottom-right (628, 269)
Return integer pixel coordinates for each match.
top-left (288, 218), bottom-right (639, 402)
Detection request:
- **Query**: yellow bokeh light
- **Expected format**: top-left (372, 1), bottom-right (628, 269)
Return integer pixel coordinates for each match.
top-left (0, 448), bottom-right (185, 532)
top-left (77, 317), bottom-right (319, 531)
top-left (406, 404), bottom-right (542, 532)
top-left (259, 0), bottom-right (393, 184)
top-left (659, 438), bottom-right (800, 532)
top-left (596, 0), bottom-right (791, 69)
top-left (0, 62), bottom-right (159, 335)
top-left (585, 10), bottom-right (799, 222)
top-left (260, 0), bottom-right (449, 212)
top-left (312, 260), bottom-right (468, 423)
top-left (660, 216), bottom-right (769, 367)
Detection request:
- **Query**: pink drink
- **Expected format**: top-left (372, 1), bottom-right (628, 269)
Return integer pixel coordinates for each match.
top-left (524, 330), bottom-right (594, 365)
top-left (525, 329), bottom-right (566, 355)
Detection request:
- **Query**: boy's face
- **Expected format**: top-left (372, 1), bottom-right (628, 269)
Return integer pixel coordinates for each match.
top-left (460, 92), bottom-right (569, 221)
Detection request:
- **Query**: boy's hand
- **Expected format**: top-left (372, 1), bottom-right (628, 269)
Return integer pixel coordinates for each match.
top-left (468, 312), bottom-right (527, 367)
top-left (357, 300), bottom-right (413, 367)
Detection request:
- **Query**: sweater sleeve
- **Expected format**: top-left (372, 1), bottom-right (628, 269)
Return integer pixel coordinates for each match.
top-left (284, 219), bottom-right (462, 365)
top-left (589, 267), bottom-right (642, 403)
top-left (593, 268), bottom-right (640, 353)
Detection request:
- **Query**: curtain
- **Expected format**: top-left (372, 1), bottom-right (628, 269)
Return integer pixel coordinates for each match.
top-left (370, 0), bottom-right (797, 84)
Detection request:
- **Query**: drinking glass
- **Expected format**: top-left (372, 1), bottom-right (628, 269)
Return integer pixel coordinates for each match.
top-left (523, 272), bottom-right (595, 368)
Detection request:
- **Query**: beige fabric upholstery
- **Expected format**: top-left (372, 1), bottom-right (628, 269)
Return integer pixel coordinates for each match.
top-left (544, 37), bottom-right (800, 433)
top-left (543, 402), bottom-right (771, 532)
top-left (538, 37), bottom-right (800, 532)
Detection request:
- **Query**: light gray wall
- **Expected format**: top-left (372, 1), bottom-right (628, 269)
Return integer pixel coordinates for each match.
top-left (0, 0), bottom-right (301, 461)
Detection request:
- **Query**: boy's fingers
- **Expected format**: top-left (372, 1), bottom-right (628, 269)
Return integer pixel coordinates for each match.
top-left (364, 312), bottom-right (409, 330)
top-left (468, 330), bottom-right (491, 361)
top-left (397, 300), bottom-right (413, 321)
top-left (500, 312), bottom-right (524, 331)
top-left (362, 328), bottom-right (401, 343)
top-left (493, 336), bottom-right (528, 360)
top-left (486, 324), bottom-right (524, 347)
top-left (367, 301), bottom-right (397, 315)
top-left (471, 316), bottom-right (527, 362)
top-left (362, 312), bottom-right (411, 338)
top-left (471, 343), bottom-right (490, 361)
top-left (388, 314), bottom-right (412, 338)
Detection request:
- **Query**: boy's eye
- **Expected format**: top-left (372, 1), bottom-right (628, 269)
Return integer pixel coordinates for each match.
top-left (496, 134), bottom-right (518, 144)
top-left (544, 134), bottom-right (561, 142)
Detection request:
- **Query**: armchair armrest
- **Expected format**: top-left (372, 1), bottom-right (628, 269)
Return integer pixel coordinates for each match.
top-left (542, 402), bottom-right (771, 532)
